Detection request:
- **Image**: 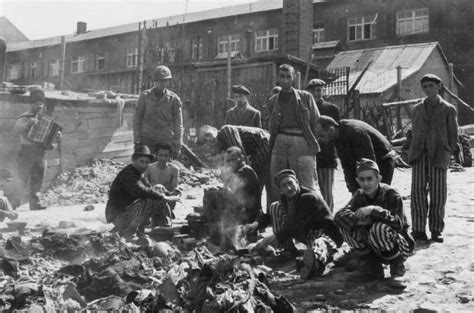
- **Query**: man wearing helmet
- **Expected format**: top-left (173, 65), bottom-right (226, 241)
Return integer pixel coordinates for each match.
top-left (133, 65), bottom-right (183, 158)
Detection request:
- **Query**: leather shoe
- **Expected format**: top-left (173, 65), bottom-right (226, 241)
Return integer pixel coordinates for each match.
top-left (431, 232), bottom-right (444, 243)
top-left (411, 231), bottom-right (428, 242)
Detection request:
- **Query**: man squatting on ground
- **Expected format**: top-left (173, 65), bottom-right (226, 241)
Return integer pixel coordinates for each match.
top-left (408, 74), bottom-right (458, 243)
top-left (203, 147), bottom-right (262, 248)
top-left (13, 89), bottom-right (61, 211)
top-left (198, 124), bottom-right (272, 208)
top-left (0, 169), bottom-right (18, 222)
top-left (144, 142), bottom-right (181, 226)
top-left (224, 84), bottom-right (262, 128)
top-left (315, 116), bottom-right (396, 194)
top-left (133, 65), bottom-right (183, 158)
top-left (305, 78), bottom-right (340, 211)
top-left (334, 159), bottom-right (414, 284)
top-left (105, 145), bottom-right (180, 240)
top-left (268, 64), bottom-right (321, 197)
top-left (243, 169), bottom-right (343, 280)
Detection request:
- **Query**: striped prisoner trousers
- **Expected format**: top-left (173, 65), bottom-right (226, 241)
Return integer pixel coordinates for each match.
top-left (340, 222), bottom-right (412, 262)
top-left (269, 202), bottom-right (337, 264)
top-left (113, 198), bottom-right (172, 237)
top-left (410, 152), bottom-right (448, 233)
top-left (317, 168), bottom-right (334, 211)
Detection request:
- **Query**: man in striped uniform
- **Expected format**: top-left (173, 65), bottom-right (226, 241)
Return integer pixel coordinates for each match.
top-left (244, 169), bottom-right (343, 280)
top-left (198, 124), bottom-right (273, 206)
top-left (408, 74), bottom-right (458, 243)
top-left (306, 79), bottom-right (340, 211)
top-left (105, 146), bottom-right (180, 240)
top-left (334, 159), bottom-right (414, 285)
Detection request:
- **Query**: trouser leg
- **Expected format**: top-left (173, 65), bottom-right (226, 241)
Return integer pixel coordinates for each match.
top-left (14, 145), bottom-right (37, 209)
top-left (427, 162), bottom-right (447, 233)
top-left (367, 222), bottom-right (412, 262)
top-left (113, 198), bottom-right (166, 237)
top-left (317, 167), bottom-right (334, 211)
top-left (29, 155), bottom-right (46, 210)
top-left (150, 201), bottom-right (173, 228)
top-left (288, 136), bottom-right (318, 192)
top-left (379, 157), bottom-right (395, 186)
top-left (270, 134), bottom-right (289, 201)
top-left (410, 153), bottom-right (429, 232)
top-left (339, 226), bottom-right (371, 252)
top-left (268, 201), bottom-right (295, 250)
top-left (307, 229), bottom-right (337, 265)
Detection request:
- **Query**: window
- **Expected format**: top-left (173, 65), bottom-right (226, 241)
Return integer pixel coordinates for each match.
top-left (126, 48), bottom-right (138, 68)
top-left (218, 34), bottom-right (240, 54)
top-left (255, 29), bottom-right (279, 52)
top-left (313, 23), bottom-right (325, 43)
top-left (8, 63), bottom-right (21, 80)
top-left (49, 59), bottom-right (59, 76)
top-left (30, 62), bottom-right (37, 78)
top-left (396, 8), bottom-right (429, 35)
top-left (71, 56), bottom-right (85, 73)
top-left (97, 53), bottom-right (105, 71)
top-left (191, 38), bottom-right (203, 60)
top-left (348, 16), bottom-right (377, 41)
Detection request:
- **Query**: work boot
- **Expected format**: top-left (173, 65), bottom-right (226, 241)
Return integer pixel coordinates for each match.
top-left (347, 253), bottom-right (384, 282)
top-left (411, 231), bottom-right (428, 242)
top-left (431, 231), bottom-right (444, 243)
top-left (387, 257), bottom-right (407, 289)
top-left (300, 248), bottom-right (324, 280)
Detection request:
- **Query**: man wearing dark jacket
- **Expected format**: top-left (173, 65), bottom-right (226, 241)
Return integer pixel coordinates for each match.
top-left (315, 116), bottom-right (395, 194)
top-left (306, 79), bottom-right (340, 210)
top-left (245, 169), bottom-right (343, 280)
top-left (106, 145), bottom-right (179, 240)
top-left (268, 64), bottom-right (321, 196)
top-left (334, 159), bottom-right (414, 286)
top-left (408, 74), bottom-right (458, 243)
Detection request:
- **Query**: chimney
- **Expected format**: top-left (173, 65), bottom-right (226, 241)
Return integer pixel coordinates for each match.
top-left (76, 22), bottom-right (87, 34)
top-left (281, 0), bottom-right (314, 61)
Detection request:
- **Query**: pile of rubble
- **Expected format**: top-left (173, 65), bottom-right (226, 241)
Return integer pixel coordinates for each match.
top-left (0, 230), bottom-right (295, 312)
top-left (42, 158), bottom-right (221, 206)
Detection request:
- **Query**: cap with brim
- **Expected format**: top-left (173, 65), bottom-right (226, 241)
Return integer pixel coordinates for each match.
top-left (420, 74), bottom-right (442, 84)
top-left (30, 89), bottom-right (45, 103)
top-left (306, 78), bottom-right (326, 90)
top-left (356, 158), bottom-right (379, 176)
top-left (232, 85), bottom-right (251, 96)
top-left (132, 145), bottom-right (155, 161)
top-left (274, 169), bottom-right (297, 186)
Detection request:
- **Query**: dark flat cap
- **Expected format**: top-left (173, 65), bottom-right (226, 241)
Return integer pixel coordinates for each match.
top-left (132, 145), bottom-right (155, 161)
top-left (232, 85), bottom-right (251, 95)
top-left (420, 74), bottom-right (442, 84)
top-left (30, 89), bottom-right (45, 103)
top-left (274, 169), bottom-right (297, 186)
top-left (356, 158), bottom-right (379, 175)
top-left (306, 79), bottom-right (326, 89)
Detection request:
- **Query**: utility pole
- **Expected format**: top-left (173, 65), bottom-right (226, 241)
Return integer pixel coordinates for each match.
top-left (227, 35), bottom-right (232, 98)
top-left (58, 36), bottom-right (66, 90)
top-left (396, 65), bottom-right (402, 131)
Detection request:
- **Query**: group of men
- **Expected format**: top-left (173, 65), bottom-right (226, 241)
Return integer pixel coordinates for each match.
top-left (2, 63), bottom-right (457, 286)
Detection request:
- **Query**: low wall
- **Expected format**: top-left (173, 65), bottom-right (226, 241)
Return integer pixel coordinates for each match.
top-left (0, 91), bottom-right (136, 188)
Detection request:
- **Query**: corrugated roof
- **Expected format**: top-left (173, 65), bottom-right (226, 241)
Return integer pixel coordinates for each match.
top-left (312, 40), bottom-right (341, 50)
top-left (326, 42), bottom-right (457, 95)
top-left (7, 0), bottom-right (284, 52)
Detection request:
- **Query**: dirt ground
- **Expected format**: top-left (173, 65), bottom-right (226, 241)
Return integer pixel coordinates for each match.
top-left (2, 165), bottom-right (473, 312)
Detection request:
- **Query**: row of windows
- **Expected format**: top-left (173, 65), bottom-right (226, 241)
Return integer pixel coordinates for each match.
top-left (314, 8), bottom-right (429, 43)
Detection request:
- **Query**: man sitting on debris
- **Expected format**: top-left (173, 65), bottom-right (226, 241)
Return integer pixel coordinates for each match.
top-left (246, 169), bottom-right (343, 280)
top-left (203, 146), bottom-right (262, 249)
top-left (145, 142), bottom-right (181, 226)
top-left (105, 145), bottom-right (180, 240)
top-left (198, 124), bottom-right (273, 207)
top-left (334, 159), bottom-right (414, 285)
top-left (0, 169), bottom-right (18, 222)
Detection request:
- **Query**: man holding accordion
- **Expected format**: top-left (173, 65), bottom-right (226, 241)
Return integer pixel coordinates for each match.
top-left (13, 89), bottom-right (61, 210)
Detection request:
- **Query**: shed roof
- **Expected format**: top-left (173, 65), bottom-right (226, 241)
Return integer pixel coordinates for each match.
top-left (0, 16), bottom-right (28, 43)
top-left (326, 42), bottom-right (462, 96)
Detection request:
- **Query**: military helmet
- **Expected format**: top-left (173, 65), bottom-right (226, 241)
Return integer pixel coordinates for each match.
top-left (152, 65), bottom-right (172, 81)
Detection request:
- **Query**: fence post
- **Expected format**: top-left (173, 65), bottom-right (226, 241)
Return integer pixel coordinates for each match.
top-left (353, 90), bottom-right (360, 119)
top-left (396, 65), bottom-right (402, 131)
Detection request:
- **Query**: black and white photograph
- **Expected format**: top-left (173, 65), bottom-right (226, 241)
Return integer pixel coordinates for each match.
top-left (0, 0), bottom-right (473, 311)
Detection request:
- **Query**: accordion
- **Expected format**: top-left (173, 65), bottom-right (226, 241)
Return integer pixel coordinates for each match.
top-left (26, 116), bottom-right (63, 150)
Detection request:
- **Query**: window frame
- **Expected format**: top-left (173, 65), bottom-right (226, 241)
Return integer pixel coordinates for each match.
top-left (347, 16), bottom-right (377, 41)
top-left (191, 38), bottom-right (203, 60)
top-left (217, 34), bottom-right (240, 55)
top-left (255, 29), bottom-right (279, 52)
top-left (49, 59), bottom-right (60, 76)
top-left (71, 56), bottom-right (85, 74)
top-left (8, 63), bottom-right (21, 80)
top-left (96, 53), bottom-right (105, 71)
top-left (313, 22), bottom-right (325, 44)
top-left (126, 48), bottom-right (138, 68)
top-left (396, 8), bottom-right (429, 36)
